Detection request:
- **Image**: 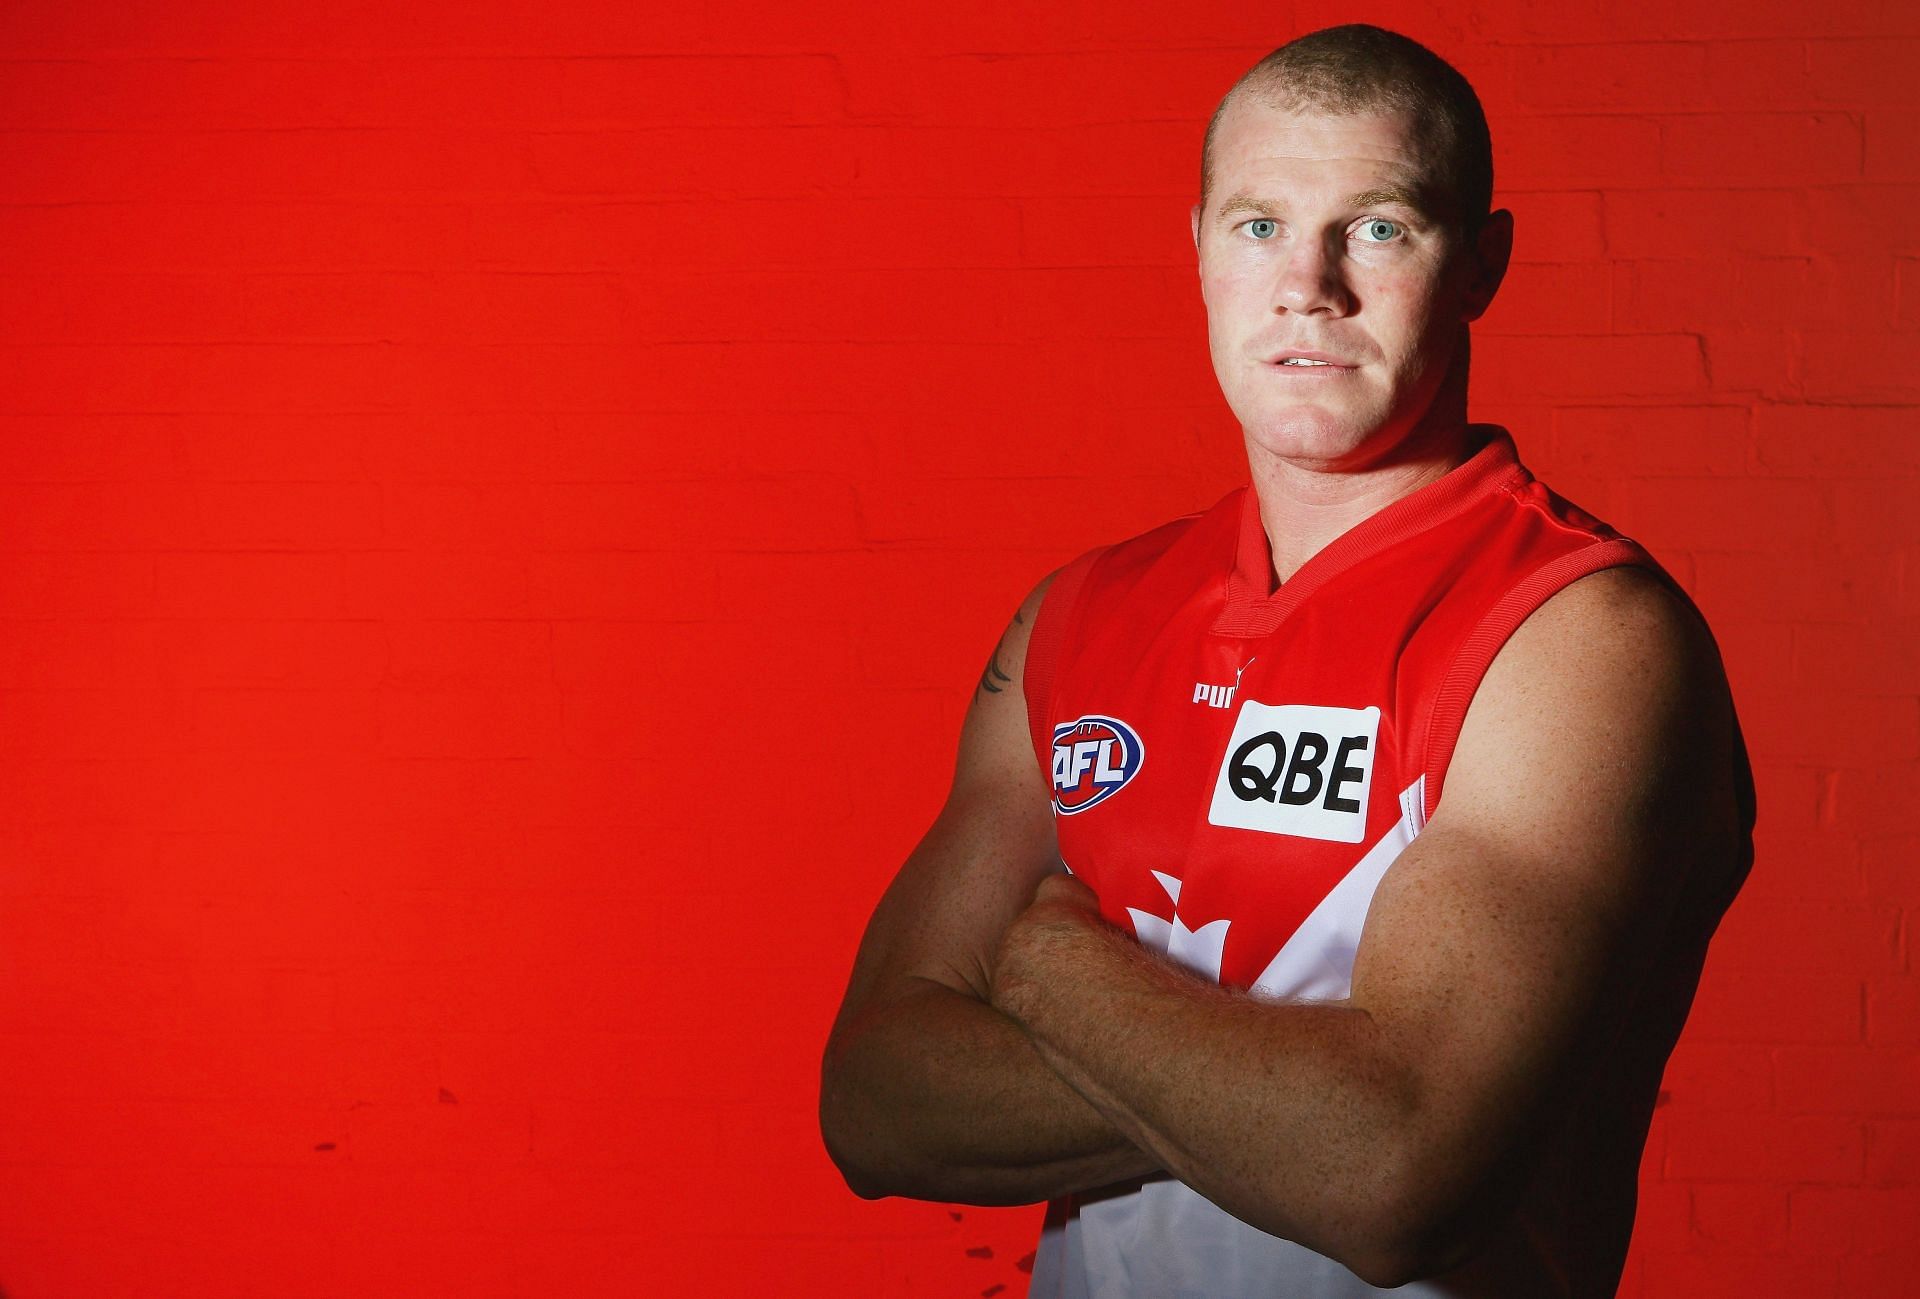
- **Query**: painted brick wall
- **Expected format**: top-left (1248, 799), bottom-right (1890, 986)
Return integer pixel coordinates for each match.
top-left (0, 1), bottom-right (1913, 1295)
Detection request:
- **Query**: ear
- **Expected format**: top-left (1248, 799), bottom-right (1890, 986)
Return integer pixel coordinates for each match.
top-left (1190, 202), bottom-right (1203, 266)
top-left (1460, 208), bottom-right (1513, 323)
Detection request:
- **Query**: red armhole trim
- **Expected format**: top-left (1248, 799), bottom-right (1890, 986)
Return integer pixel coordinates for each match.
top-left (1023, 548), bottom-right (1102, 780)
top-left (1421, 538), bottom-right (1655, 822)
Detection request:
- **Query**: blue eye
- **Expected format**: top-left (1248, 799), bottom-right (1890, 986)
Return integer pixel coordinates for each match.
top-left (1357, 218), bottom-right (1401, 243)
top-left (1245, 219), bottom-right (1278, 240)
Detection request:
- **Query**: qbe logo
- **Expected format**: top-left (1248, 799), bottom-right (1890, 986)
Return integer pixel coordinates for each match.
top-left (1207, 701), bottom-right (1380, 843)
top-left (1050, 715), bottom-right (1145, 815)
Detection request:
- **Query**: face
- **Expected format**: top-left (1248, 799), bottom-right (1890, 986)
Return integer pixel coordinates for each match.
top-left (1192, 96), bottom-right (1506, 470)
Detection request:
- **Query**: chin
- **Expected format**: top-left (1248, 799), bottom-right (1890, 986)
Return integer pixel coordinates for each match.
top-left (1236, 404), bottom-right (1384, 467)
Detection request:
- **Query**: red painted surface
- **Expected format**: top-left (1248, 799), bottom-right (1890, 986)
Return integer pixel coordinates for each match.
top-left (0, 1), bottom-right (1913, 1295)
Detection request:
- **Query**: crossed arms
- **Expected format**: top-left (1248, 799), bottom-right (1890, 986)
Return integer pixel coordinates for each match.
top-left (818, 565), bottom-right (1748, 1287)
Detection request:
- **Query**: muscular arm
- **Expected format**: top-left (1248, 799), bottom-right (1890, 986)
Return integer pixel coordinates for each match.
top-left (818, 576), bottom-right (1160, 1204)
top-left (988, 566), bottom-right (1750, 1284)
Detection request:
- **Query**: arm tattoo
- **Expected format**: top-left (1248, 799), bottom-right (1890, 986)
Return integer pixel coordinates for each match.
top-left (975, 609), bottom-right (1024, 698)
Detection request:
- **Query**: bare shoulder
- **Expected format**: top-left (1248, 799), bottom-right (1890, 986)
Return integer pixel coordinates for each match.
top-left (1439, 561), bottom-right (1746, 906)
top-left (1480, 564), bottom-right (1724, 727)
top-left (950, 569), bottom-right (1057, 798)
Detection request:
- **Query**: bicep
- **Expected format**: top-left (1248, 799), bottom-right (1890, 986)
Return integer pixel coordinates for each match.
top-left (1349, 567), bottom-right (1741, 1184)
top-left (832, 575), bottom-right (1061, 1018)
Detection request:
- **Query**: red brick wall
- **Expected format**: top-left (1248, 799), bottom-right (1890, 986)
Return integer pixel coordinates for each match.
top-left (0, 2), bottom-right (1912, 1295)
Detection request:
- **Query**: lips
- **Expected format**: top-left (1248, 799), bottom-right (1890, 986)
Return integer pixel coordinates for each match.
top-left (1267, 349), bottom-right (1354, 367)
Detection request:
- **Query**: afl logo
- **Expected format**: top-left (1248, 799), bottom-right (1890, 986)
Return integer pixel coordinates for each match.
top-left (1050, 715), bottom-right (1145, 815)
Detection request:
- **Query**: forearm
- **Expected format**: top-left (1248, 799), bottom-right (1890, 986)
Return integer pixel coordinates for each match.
top-left (994, 916), bottom-right (1429, 1280)
top-left (820, 976), bottom-right (1161, 1205)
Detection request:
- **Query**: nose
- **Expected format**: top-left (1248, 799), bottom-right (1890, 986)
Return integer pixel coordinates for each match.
top-left (1273, 234), bottom-right (1352, 317)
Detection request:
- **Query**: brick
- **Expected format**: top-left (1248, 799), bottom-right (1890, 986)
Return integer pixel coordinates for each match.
top-left (1828, 765), bottom-right (1920, 835)
top-left (1800, 331), bottom-right (1920, 402)
top-left (1510, 42), bottom-right (1706, 113)
top-left (1603, 188), bottom-right (1801, 259)
top-left (1776, 1046), bottom-right (1920, 1114)
top-left (1662, 113), bottom-right (1863, 185)
top-left (1483, 260), bottom-right (1610, 333)
top-left (1691, 1182), bottom-right (1789, 1250)
top-left (1630, 256), bottom-right (1896, 334)
top-left (853, 121), bottom-right (1193, 199)
top-left (1799, 185), bottom-right (1920, 257)
top-left (1743, 828), bottom-right (1863, 901)
top-left (531, 126), bottom-right (861, 199)
top-left (1809, 40), bottom-right (1920, 107)
top-left (1617, 477), bottom-right (1829, 553)
top-left (1550, 405), bottom-right (1749, 477)
top-left (1660, 1042), bottom-right (1775, 1111)
top-left (0, 127), bottom-right (527, 204)
top-left (1753, 405), bottom-right (1920, 476)
top-left (239, 271), bottom-right (429, 339)
top-left (1685, 964), bottom-right (1863, 1043)
top-left (1866, 1119), bottom-right (1920, 1183)
top-left (1897, 258), bottom-right (1920, 328)
top-left (1632, 1176), bottom-right (1693, 1253)
top-left (1017, 192), bottom-right (1197, 267)
top-left (1666, 1111), bottom-right (1864, 1181)
top-left (1703, 329), bottom-right (1805, 401)
top-left (1790, 1187), bottom-right (1920, 1254)
top-left (196, 481), bottom-right (384, 547)
top-left (1794, 620), bottom-right (1920, 695)
top-left (1692, 547), bottom-right (1901, 623)
top-left (1704, 40), bottom-right (1819, 111)
top-left (1739, 691), bottom-right (1918, 766)
top-left (1865, 113), bottom-right (1920, 180)
top-left (0, 341), bottom-right (407, 414)
top-left (1642, 1252), bottom-right (1839, 1299)
top-left (0, 57), bottom-right (373, 130)
top-left (1867, 978), bottom-right (1920, 1045)
top-left (0, 481), bottom-right (208, 549)
top-left (1702, 621), bottom-right (1793, 699)
top-left (1500, 115), bottom-right (1665, 189)
top-left (1840, 1250), bottom-right (1920, 1297)
top-left (1862, 835), bottom-right (1920, 903)
top-left (1712, 901), bottom-right (1904, 974)
top-left (0, 272), bottom-right (246, 343)
top-left (0, 414), bottom-right (183, 481)
top-left (0, 200), bottom-right (473, 270)
top-left (0, 618), bottom-right (163, 688)
top-left (346, 1101), bottom-right (533, 1164)
top-left (854, 473), bottom-right (1208, 551)
top-left (839, 48), bottom-right (1234, 128)
top-left (0, 687), bottom-right (196, 759)
top-left (1500, 191), bottom-right (1605, 264)
top-left (472, 196), bottom-right (1024, 271)
top-left (1477, 333), bottom-right (1706, 400)
top-left (0, 1097), bottom-right (337, 1166)
top-left (155, 552), bottom-right (348, 620)
top-left (566, 54), bottom-right (847, 125)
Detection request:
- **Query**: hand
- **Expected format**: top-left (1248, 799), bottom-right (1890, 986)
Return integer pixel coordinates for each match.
top-left (989, 871), bottom-right (1105, 1026)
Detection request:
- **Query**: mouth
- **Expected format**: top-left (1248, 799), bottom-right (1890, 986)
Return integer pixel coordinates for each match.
top-left (1265, 349), bottom-right (1356, 370)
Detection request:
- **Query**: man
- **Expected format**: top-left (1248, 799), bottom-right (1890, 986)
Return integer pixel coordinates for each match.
top-left (819, 23), bottom-right (1753, 1298)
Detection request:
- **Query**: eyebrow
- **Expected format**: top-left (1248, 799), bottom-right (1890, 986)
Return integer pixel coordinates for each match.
top-left (1214, 183), bottom-right (1433, 221)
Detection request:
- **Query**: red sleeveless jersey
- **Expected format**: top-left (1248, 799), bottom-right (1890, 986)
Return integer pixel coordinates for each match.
top-left (1023, 426), bottom-right (1653, 998)
top-left (1013, 429), bottom-right (1720, 1289)
top-left (1018, 429), bottom-right (1693, 1296)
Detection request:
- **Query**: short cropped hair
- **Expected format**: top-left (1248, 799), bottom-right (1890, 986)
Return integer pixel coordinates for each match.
top-left (1200, 24), bottom-right (1494, 236)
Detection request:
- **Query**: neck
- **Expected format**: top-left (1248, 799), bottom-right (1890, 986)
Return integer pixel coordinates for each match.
top-left (1247, 345), bottom-right (1476, 587)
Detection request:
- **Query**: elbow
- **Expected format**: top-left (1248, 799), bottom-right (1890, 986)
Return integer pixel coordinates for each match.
top-left (1325, 1211), bottom-right (1468, 1291)
top-left (818, 1041), bottom-right (932, 1202)
top-left (1286, 1148), bottom-right (1489, 1289)
top-left (817, 1062), bottom-right (893, 1201)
